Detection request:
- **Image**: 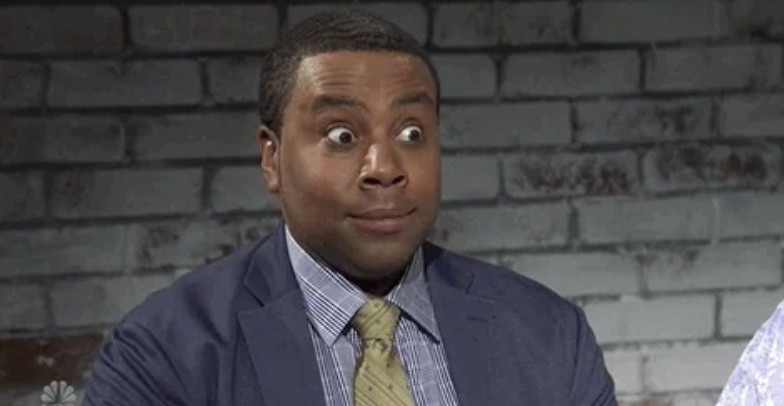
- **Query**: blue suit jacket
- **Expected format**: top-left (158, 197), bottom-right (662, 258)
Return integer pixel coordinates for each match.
top-left (83, 225), bottom-right (617, 406)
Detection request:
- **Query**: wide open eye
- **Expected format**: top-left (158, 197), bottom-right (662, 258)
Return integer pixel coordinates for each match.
top-left (325, 126), bottom-right (356, 145)
top-left (396, 125), bottom-right (423, 142)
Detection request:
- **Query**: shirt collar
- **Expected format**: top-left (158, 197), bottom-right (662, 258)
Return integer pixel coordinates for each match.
top-left (285, 226), bottom-right (440, 346)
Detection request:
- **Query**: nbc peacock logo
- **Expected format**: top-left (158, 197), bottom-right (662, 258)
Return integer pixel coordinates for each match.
top-left (40, 380), bottom-right (77, 406)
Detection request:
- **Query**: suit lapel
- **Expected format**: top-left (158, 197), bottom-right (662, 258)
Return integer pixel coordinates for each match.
top-left (235, 229), bottom-right (547, 406)
top-left (236, 225), bottom-right (326, 406)
top-left (425, 244), bottom-right (539, 406)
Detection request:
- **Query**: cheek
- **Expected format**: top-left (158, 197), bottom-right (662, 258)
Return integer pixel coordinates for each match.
top-left (280, 150), bottom-right (351, 207)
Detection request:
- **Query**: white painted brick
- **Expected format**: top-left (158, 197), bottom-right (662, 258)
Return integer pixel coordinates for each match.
top-left (727, 0), bottom-right (784, 39)
top-left (581, 0), bottom-right (727, 43)
top-left (0, 226), bottom-right (127, 278)
top-left (617, 395), bottom-right (644, 406)
top-left (625, 393), bottom-right (720, 406)
top-left (584, 295), bottom-right (715, 343)
top-left (0, 116), bottom-right (125, 164)
top-left (645, 45), bottom-right (782, 91)
top-left (643, 143), bottom-right (780, 191)
top-left (503, 151), bottom-right (638, 198)
top-left (52, 168), bottom-right (202, 219)
top-left (48, 60), bottom-right (202, 107)
top-left (433, 2), bottom-right (571, 46)
top-left (617, 395), bottom-right (643, 406)
top-left (499, 1), bottom-right (572, 45)
top-left (643, 241), bottom-right (781, 292)
top-left (0, 61), bottom-right (45, 108)
top-left (722, 289), bottom-right (784, 336)
top-left (645, 343), bottom-right (746, 392)
top-left (440, 103), bottom-right (570, 148)
top-left (604, 350), bottom-right (643, 394)
top-left (288, 3), bottom-right (427, 45)
top-left (503, 51), bottom-right (639, 96)
top-left (719, 94), bottom-right (784, 138)
top-left (0, 284), bottom-right (47, 330)
top-left (129, 112), bottom-right (257, 160)
top-left (52, 275), bottom-right (172, 328)
top-left (717, 192), bottom-right (784, 238)
top-left (502, 252), bottom-right (640, 297)
top-left (211, 166), bottom-right (280, 213)
top-left (667, 393), bottom-right (721, 406)
top-left (433, 3), bottom-right (501, 47)
top-left (0, 172), bottom-right (44, 222)
top-left (126, 220), bottom-right (239, 269)
top-left (130, 6), bottom-right (278, 52)
top-left (207, 57), bottom-right (262, 104)
top-left (441, 155), bottom-right (500, 202)
top-left (576, 98), bottom-right (713, 144)
top-left (429, 204), bottom-right (570, 252)
top-left (431, 55), bottom-right (496, 99)
top-left (577, 196), bottom-right (714, 244)
top-left (0, 6), bottom-right (122, 54)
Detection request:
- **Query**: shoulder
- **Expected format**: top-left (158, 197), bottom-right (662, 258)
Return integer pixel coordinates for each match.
top-left (429, 245), bottom-right (616, 403)
top-left (117, 240), bottom-right (263, 343)
top-left (85, 240), bottom-right (268, 405)
top-left (430, 245), bottom-right (586, 333)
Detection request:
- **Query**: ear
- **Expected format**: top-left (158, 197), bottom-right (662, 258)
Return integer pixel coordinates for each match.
top-left (257, 125), bottom-right (281, 195)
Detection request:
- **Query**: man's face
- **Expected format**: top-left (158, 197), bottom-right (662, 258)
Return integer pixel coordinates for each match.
top-left (259, 50), bottom-right (440, 287)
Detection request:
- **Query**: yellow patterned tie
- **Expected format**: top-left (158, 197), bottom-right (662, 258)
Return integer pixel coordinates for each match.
top-left (351, 297), bottom-right (415, 406)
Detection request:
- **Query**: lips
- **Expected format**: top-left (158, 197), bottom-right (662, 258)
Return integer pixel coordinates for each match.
top-left (349, 208), bottom-right (415, 235)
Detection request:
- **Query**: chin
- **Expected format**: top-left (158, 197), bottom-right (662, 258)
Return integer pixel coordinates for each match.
top-left (334, 224), bottom-right (428, 273)
top-left (350, 247), bottom-right (417, 275)
top-left (361, 251), bottom-right (412, 270)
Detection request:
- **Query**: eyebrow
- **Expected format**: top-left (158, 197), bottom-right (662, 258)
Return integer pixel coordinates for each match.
top-left (309, 94), bottom-right (367, 114)
top-left (393, 91), bottom-right (436, 109)
top-left (309, 91), bottom-right (436, 114)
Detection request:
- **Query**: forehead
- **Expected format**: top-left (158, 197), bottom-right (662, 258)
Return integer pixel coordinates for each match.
top-left (292, 51), bottom-right (437, 99)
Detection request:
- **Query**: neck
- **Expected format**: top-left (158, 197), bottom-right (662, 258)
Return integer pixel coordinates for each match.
top-left (284, 227), bottom-right (412, 297)
top-left (350, 268), bottom-right (406, 297)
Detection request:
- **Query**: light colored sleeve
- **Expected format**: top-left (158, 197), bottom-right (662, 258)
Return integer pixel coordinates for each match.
top-left (716, 300), bottom-right (784, 406)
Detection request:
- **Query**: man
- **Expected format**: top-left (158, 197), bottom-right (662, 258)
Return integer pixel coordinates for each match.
top-left (716, 299), bottom-right (784, 405)
top-left (83, 8), bottom-right (617, 406)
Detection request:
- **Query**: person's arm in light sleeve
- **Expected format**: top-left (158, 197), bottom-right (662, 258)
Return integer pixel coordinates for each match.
top-left (716, 300), bottom-right (784, 406)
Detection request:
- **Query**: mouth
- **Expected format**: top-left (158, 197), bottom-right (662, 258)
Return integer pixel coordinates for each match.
top-left (348, 208), bottom-right (416, 235)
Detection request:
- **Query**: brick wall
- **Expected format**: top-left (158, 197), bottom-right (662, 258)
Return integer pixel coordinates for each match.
top-left (2, 1), bottom-right (784, 405)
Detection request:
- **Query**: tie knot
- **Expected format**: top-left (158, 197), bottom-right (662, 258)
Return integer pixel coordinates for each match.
top-left (351, 298), bottom-right (400, 341)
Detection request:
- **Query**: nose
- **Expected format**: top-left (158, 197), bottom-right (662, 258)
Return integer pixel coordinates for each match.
top-left (359, 141), bottom-right (408, 190)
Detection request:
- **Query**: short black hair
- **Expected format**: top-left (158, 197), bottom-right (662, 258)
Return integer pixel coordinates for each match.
top-left (258, 8), bottom-right (441, 135)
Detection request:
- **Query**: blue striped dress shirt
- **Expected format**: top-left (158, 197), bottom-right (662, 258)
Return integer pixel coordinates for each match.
top-left (285, 227), bottom-right (460, 406)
